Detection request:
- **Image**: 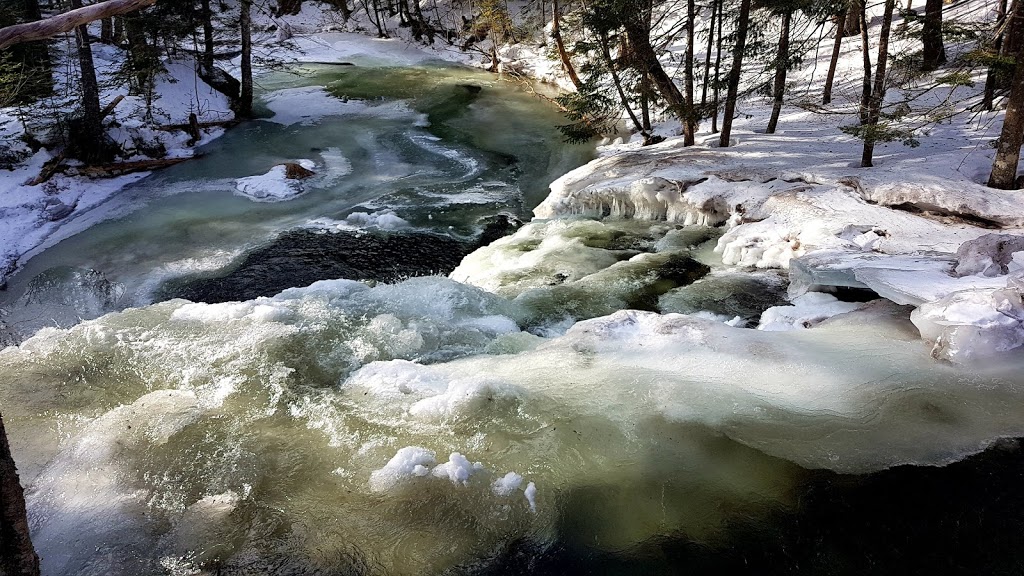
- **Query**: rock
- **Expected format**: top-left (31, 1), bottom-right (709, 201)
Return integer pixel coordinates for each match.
top-left (954, 233), bottom-right (1024, 278)
top-left (39, 198), bottom-right (74, 222)
top-left (283, 162), bottom-right (315, 180)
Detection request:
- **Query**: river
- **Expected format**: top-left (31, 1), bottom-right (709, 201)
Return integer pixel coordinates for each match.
top-left (2, 61), bottom-right (1024, 576)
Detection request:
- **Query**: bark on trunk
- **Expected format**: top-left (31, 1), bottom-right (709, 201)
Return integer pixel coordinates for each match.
top-left (238, 0), bottom-right (253, 117)
top-left (0, 412), bottom-right (40, 576)
top-left (843, 0), bottom-right (861, 37)
top-left (859, 1), bottom-right (872, 122)
top-left (551, 0), bottom-right (582, 88)
top-left (682, 0), bottom-right (696, 145)
top-left (711, 0), bottom-right (722, 133)
top-left (823, 8), bottom-right (846, 104)
top-left (201, 0), bottom-right (215, 71)
top-left (701, 0), bottom-right (716, 110)
top-left (983, 0), bottom-right (1011, 111)
top-left (861, 0), bottom-right (896, 168)
top-left (989, 0), bottom-right (1024, 188)
top-left (719, 0), bottom-right (752, 147)
top-left (623, 18), bottom-right (689, 125)
top-left (921, 0), bottom-right (946, 71)
top-left (597, 31), bottom-right (646, 136)
top-left (70, 0), bottom-right (106, 163)
top-left (766, 9), bottom-right (791, 134)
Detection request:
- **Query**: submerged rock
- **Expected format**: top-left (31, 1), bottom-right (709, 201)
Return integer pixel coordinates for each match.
top-left (159, 229), bottom-right (474, 304)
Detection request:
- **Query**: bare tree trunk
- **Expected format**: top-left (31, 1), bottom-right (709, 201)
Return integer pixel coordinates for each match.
top-left (844, 0), bottom-right (861, 37)
top-left (597, 30), bottom-right (646, 136)
top-left (682, 0), bottom-right (696, 145)
top-left (711, 0), bottom-right (722, 133)
top-left (921, 0), bottom-right (946, 70)
top-left (623, 16), bottom-right (689, 125)
top-left (551, 0), bottom-right (582, 88)
top-left (70, 0), bottom-right (107, 163)
top-left (823, 7), bottom-right (846, 104)
top-left (861, 0), bottom-right (896, 168)
top-left (767, 9), bottom-right (792, 133)
top-left (859, 0), bottom-right (872, 122)
top-left (701, 0), bottom-right (716, 111)
top-left (983, 0), bottom-right (1011, 111)
top-left (719, 0), bottom-right (752, 147)
top-left (0, 412), bottom-right (40, 576)
top-left (201, 0), bottom-right (215, 71)
top-left (238, 0), bottom-right (253, 117)
top-left (989, 0), bottom-right (1024, 187)
top-left (100, 17), bottom-right (113, 42)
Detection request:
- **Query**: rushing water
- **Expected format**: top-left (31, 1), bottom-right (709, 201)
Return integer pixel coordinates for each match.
top-left (3, 63), bottom-right (1024, 576)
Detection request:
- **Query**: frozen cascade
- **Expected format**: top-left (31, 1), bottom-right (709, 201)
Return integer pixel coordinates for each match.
top-left (5, 56), bottom-right (1024, 576)
top-left (4, 273), bottom-right (1024, 574)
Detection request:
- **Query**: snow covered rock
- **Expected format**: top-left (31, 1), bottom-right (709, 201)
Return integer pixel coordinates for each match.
top-left (954, 233), bottom-right (1024, 278)
top-left (758, 292), bottom-right (864, 331)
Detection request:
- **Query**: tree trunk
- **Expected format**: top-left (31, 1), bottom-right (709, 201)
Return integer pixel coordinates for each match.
top-left (719, 0), bottom-right (752, 147)
top-left (201, 0), bottom-right (215, 71)
top-left (766, 9), bottom-right (791, 133)
top-left (682, 0), bottom-right (696, 145)
top-left (70, 0), bottom-right (107, 163)
top-left (859, 0), bottom-right (872, 122)
top-left (551, 0), bottom-right (582, 88)
top-left (597, 30), bottom-right (646, 136)
top-left (861, 0), bottom-right (896, 168)
top-left (701, 0), bottom-right (716, 111)
top-left (921, 0), bottom-right (946, 71)
top-left (623, 17), bottom-right (689, 126)
top-left (100, 17), bottom-right (113, 42)
top-left (983, 0), bottom-right (1011, 111)
top-left (238, 0), bottom-right (253, 117)
top-left (823, 7), bottom-right (846, 104)
top-left (843, 0), bottom-right (861, 37)
top-left (989, 0), bottom-right (1024, 187)
top-left (0, 412), bottom-right (40, 576)
top-left (711, 0), bottom-right (722, 133)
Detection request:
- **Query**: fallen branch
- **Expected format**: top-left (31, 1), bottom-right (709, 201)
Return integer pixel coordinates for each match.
top-left (0, 0), bottom-right (157, 50)
top-left (155, 119), bottom-right (238, 132)
top-left (69, 156), bottom-right (196, 178)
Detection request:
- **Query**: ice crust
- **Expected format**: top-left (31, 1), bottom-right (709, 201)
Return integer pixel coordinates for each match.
top-left (535, 137), bottom-right (1024, 362)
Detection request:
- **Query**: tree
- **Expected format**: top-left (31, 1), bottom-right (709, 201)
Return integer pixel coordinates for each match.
top-left (551, 0), bottom-right (583, 88)
top-left (68, 0), bottom-right (114, 164)
top-left (238, 0), bottom-right (254, 117)
top-left (823, 4), bottom-right (847, 104)
top-left (719, 0), bottom-right (752, 147)
top-left (682, 0), bottom-right (696, 145)
top-left (0, 0), bottom-right (52, 104)
top-left (766, 7), bottom-right (794, 133)
top-left (858, 0), bottom-right (896, 167)
top-left (921, 0), bottom-right (946, 70)
top-left (0, 413), bottom-right (39, 576)
top-left (989, 0), bottom-right (1024, 188)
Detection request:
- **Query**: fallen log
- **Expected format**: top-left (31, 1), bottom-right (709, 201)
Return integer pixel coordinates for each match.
top-left (0, 0), bottom-right (157, 50)
top-left (69, 156), bottom-right (196, 178)
top-left (155, 119), bottom-right (239, 132)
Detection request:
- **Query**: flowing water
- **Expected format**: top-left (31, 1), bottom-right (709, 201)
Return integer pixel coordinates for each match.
top-left (3, 63), bottom-right (1024, 576)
